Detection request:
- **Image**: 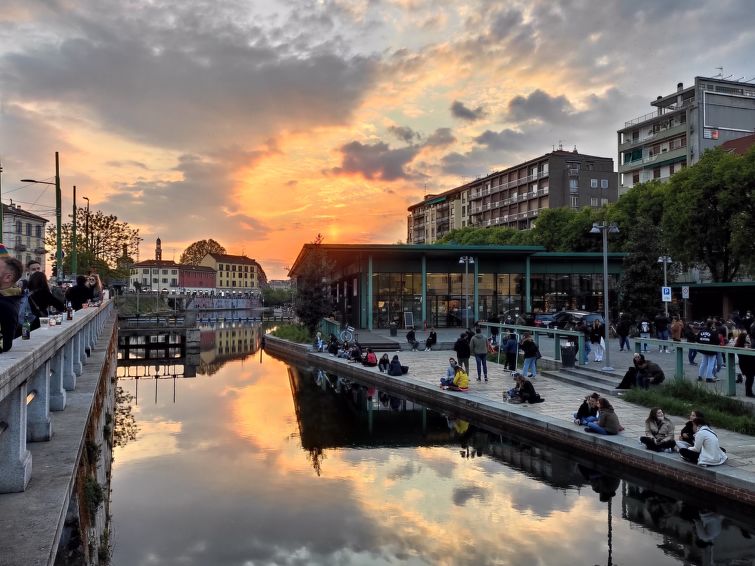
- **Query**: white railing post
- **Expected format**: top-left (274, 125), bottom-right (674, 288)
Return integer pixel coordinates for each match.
top-left (27, 361), bottom-right (52, 442)
top-left (63, 339), bottom-right (77, 390)
top-left (49, 348), bottom-right (66, 411)
top-left (0, 383), bottom-right (33, 492)
top-left (73, 332), bottom-right (84, 376)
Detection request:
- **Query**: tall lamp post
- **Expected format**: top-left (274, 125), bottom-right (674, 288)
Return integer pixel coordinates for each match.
top-left (82, 196), bottom-right (90, 256)
top-left (71, 186), bottom-right (78, 277)
top-left (658, 255), bottom-right (672, 316)
top-left (0, 160), bottom-right (4, 240)
top-left (590, 222), bottom-right (619, 372)
top-left (21, 151), bottom-right (62, 282)
top-left (459, 256), bottom-right (475, 329)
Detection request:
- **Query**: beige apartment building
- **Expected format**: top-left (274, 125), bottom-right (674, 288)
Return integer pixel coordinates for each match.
top-left (407, 149), bottom-right (617, 244)
top-left (199, 253), bottom-right (266, 293)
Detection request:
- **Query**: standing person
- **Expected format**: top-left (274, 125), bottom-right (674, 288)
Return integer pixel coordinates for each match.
top-left (503, 332), bottom-right (518, 371)
top-left (66, 275), bottom-right (93, 311)
top-left (616, 314), bottom-right (631, 352)
top-left (734, 333), bottom-right (755, 397)
top-left (639, 316), bottom-right (652, 353)
top-left (655, 312), bottom-right (670, 353)
top-left (585, 398), bottom-right (621, 435)
top-left (590, 319), bottom-right (604, 363)
top-left (577, 320), bottom-right (591, 364)
top-left (424, 327), bottom-right (437, 351)
top-left (0, 252), bottom-right (24, 352)
top-left (519, 332), bottom-right (540, 378)
top-left (453, 332), bottom-right (471, 374)
top-left (679, 418), bottom-right (728, 466)
top-left (670, 316), bottom-right (684, 349)
top-left (469, 327), bottom-right (489, 382)
top-left (685, 322), bottom-right (699, 366)
top-left (696, 320), bottom-right (719, 383)
top-left (639, 408), bottom-right (676, 452)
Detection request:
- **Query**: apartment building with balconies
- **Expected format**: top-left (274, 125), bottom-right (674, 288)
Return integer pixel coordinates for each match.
top-left (2, 204), bottom-right (48, 269)
top-left (407, 149), bottom-right (617, 242)
top-left (618, 77), bottom-right (755, 193)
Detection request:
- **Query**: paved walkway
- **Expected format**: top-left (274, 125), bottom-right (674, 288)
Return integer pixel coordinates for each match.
top-left (321, 329), bottom-right (755, 477)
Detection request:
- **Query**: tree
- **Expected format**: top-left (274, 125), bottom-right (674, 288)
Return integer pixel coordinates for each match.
top-left (294, 234), bottom-right (334, 333)
top-left (262, 287), bottom-right (294, 307)
top-left (180, 239), bottom-right (226, 265)
top-left (45, 209), bottom-right (141, 281)
top-left (662, 147), bottom-right (752, 281)
top-left (617, 219), bottom-right (668, 320)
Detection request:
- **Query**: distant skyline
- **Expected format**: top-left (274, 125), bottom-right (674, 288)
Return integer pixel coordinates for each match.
top-left (2, 0), bottom-right (754, 278)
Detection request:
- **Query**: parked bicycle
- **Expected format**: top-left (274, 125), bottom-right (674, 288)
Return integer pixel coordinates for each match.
top-left (339, 325), bottom-right (357, 343)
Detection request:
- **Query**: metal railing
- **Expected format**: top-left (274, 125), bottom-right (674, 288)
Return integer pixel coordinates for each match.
top-left (476, 322), bottom-right (584, 363)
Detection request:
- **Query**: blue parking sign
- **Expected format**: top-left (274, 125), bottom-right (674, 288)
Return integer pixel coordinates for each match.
top-left (661, 286), bottom-right (671, 302)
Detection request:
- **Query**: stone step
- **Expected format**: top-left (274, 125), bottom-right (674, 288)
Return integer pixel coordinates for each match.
top-left (542, 367), bottom-right (623, 397)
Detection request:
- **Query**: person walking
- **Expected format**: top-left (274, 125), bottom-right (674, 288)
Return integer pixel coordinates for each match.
top-left (453, 332), bottom-right (471, 374)
top-left (520, 332), bottom-right (540, 378)
top-left (503, 332), bottom-right (518, 371)
top-left (469, 327), bottom-right (489, 382)
top-left (696, 320), bottom-right (719, 383)
top-left (734, 333), bottom-right (755, 397)
top-left (590, 319), bottom-right (604, 363)
top-left (639, 316), bottom-right (652, 353)
top-left (616, 314), bottom-right (631, 352)
top-left (670, 316), bottom-right (684, 349)
top-left (655, 312), bottom-right (670, 353)
top-left (577, 320), bottom-right (591, 364)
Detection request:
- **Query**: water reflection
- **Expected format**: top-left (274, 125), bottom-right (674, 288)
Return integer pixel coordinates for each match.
top-left (110, 340), bottom-right (755, 566)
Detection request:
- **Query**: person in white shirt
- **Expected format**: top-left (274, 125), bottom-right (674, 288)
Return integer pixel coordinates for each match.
top-left (679, 418), bottom-right (727, 466)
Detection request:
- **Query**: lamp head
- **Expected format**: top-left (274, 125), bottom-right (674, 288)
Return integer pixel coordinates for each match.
top-left (589, 223), bottom-right (601, 234)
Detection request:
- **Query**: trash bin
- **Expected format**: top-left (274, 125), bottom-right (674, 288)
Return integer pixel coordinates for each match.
top-left (389, 322), bottom-right (398, 337)
top-left (561, 345), bottom-right (576, 368)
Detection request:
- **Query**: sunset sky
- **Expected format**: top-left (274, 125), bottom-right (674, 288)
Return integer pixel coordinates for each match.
top-left (2, 1), bottom-right (754, 279)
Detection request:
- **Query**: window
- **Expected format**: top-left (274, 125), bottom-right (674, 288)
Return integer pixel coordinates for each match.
top-left (35, 226), bottom-right (42, 238)
top-left (632, 172), bottom-right (640, 184)
top-left (590, 179), bottom-right (598, 188)
top-left (171, 270), bottom-right (177, 275)
top-left (16, 221), bottom-right (21, 234)
top-left (162, 269), bottom-right (168, 275)
top-left (569, 179), bottom-right (578, 192)
top-left (26, 223), bottom-right (31, 236)
top-left (590, 197), bottom-right (599, 207)
top-left (653, 167), bottom-right (661, 179)
top-left (600, 179), bottom-right (609, 189)
top-left (601, 198), bottom-right (609, 206)
top-left (570, 196), bottom-right (579, 208)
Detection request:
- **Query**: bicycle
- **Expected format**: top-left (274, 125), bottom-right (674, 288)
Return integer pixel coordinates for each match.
top-left (339, 325), bottom-right (357, 343)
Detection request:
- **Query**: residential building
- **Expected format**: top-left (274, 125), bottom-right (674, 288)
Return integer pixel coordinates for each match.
top-left (199, 253), bottom-right (267, 293)
top-left (179, 265), bottom-right (216, 292)
top-left (407, 149), bottom-right (617, 243)
top-left (720, 132), bottom-right (755, 156)
top-left (618, 77), bottom-right (755, 192)
top-left (2, 204), bottom-right (48, 270)
top-left (129, 238), bottom-right (180, 290)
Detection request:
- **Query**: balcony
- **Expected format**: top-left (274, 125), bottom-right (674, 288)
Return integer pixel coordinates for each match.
top-left (618, 146), bottom-right (688, 174)
top-left (619, 122), bottom-right (687, 150)
top-left (568, 168), bottom-right (580, 176)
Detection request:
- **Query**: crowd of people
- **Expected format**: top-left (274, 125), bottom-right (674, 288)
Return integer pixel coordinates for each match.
top-left (0, 249), bottom-right (104, 353)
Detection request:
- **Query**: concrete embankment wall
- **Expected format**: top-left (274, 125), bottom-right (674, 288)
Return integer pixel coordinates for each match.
top-left (263, 335), bottom-right (755, 509)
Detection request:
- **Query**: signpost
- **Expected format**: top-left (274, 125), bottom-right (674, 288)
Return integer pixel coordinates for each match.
top-left (661, 286), bottom-right (672, 303)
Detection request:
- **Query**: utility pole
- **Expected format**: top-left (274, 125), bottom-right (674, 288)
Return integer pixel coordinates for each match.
top-left (71, 185), bottom-right (78, 277)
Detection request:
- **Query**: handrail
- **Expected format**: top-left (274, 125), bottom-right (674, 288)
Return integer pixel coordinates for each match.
top-left (319, 318), bottom-right (340, 339)
top-left (476, 321), bottom-right (585, 363)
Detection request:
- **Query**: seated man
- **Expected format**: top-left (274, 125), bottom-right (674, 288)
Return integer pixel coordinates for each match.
top-left (0, 254), bottom-right (23, 352)
top-left (573, 393), bottom-right (600, 425)
top-left (406, 328), bottom-right (419, 351)
top-left (634, 354), bottom-right (665, 388)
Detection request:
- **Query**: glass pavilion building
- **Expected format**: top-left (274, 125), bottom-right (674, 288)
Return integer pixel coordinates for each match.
top-left (289, 244), bottom-right (624, 330)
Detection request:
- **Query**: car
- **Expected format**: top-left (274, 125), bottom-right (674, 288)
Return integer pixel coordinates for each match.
top-left (552, 310), bottom-right (605, 331)
top-left (522, 312), bottom-right (556, 329)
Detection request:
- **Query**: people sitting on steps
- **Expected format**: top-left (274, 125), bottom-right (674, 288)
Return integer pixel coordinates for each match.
top-left (615, 353), bottom-right (665, 390)
top-left (573, 392), bottom-right (600, 425)
top-left (506, 372), bottom-right (544, 404)
top-left (387, 354), bottom-right (408, 376)
top-left (639, 407), bottom-right (677, 452)
top-left (679, 418), bottom-right (728, 467)
top-left (378, 353), bottom-right (391, 373)
top-left (406, 328), bottom-right (419, 351)
top-left (424, 327), bottom-right (437, 351)
top-left (584, 398), bottom-right (621, 435)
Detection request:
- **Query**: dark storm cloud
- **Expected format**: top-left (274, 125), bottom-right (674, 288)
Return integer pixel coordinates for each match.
top-left (424, 127), bottom-right (456, 147)
top-left (507, 89), bottom-right (575, 123)
top-left (330, 140), bottom-right (421, 180)
top-left (0, 0), bottom-right (379, 152)
top-left (473, 128), bottom-right (527, 151)
top-left (103, 149), bottom-right (271, 244)
top-left (388, 125), bottom-right (421, 143)
top-left (451, 100), bottom-right (486, 121)
top-left (452, 485), bottom-right (487, 506)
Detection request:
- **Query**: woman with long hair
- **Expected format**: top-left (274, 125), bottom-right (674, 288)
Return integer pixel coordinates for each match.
top-left (585, 398), bottom-right (621, 435)
top-left (639, 407), bottom-right (676, 451)
top-left (24, 271), bottom-right (65, 331)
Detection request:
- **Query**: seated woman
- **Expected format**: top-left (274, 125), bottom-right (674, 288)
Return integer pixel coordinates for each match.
top-left (425, 327), bottom-right (438, 351)
top-left (327, 334), bottom-right (340, 356)
top-left (507, 372), bottom-right (544, 404)
top-left (441, 363), bottom-right (469, 391)
top-left (677, 410), bottom-right (704, 450)
top-left (313, 332), bottom-right (324, 352)
top-left (639, 407), bottom-right (676, 452)
top-left (573, 392), bottom-right (600, 425)
top-left (337, 340), bottom-right (351, 359)
top-left (25, 271), bottom-right (65, 331)
top-left (585, 398), bottom-right (621, 435)
top-left (635, 355), bottom-right (665, 388)
top-left (679, 418), bottom-right (728, 466)
top-left (347, 343), bottom-right (363, 362)
top-left (362, 348), bottom-right (378, 367)
top-left (387, 355), bottom-right (404, 376)
top-left (378, 353), bottom-right (391, 373)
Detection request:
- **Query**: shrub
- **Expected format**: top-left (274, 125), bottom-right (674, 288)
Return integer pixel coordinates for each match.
top-left (270, 324), bottom-right (312, 344)
top-left (623, 380), bottom-right (755, 435)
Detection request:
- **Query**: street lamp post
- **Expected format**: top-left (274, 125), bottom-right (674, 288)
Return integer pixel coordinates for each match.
top-left (590, 222), bottom-right (620, 372)
top-left (459, 256), bottom-right (475, 329)
top-left (82, 196), bottom-right (90, 257)
top-left (20, 151), bottom-right (62, 282)
top-left (658, 255), bottom-right (672, 316)
top-left (0, 160), bottom-right (4, 240)
top-left (71, 185), bottom-right (78, 277)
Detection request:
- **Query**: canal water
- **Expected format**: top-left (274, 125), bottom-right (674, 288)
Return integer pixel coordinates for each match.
top-left (110, 322), bottom-right (755, 566)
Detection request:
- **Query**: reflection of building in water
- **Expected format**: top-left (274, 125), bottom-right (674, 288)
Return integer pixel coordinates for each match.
top-left (622, 484), bottom-right (755, 565)
top-left (199, 323), bottom-right (261, 375)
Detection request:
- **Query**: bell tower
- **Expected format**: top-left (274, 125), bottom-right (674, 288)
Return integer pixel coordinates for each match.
top-left (155, 237), bottom-right (162, 261)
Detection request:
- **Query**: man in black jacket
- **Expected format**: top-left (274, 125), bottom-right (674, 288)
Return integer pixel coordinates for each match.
top-left (453, 332), bottom-right (471, 374)
top-left (0, 255), bottom-right (24, 352)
